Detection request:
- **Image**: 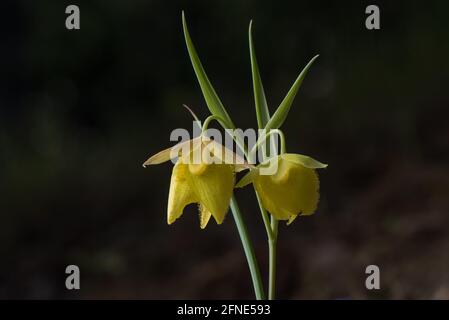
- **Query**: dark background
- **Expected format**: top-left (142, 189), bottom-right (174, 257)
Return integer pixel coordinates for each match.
top-left (1, 0), bottom-right (448, 299)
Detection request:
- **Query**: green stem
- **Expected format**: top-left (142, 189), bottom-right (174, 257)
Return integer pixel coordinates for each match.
top-left (249, 129), bottom-right (286, 160)
top-left (248, 129), bottom-right (284, 300)
top-left (202, 114), bottom-right (229, 132)
top-left (230, 196), bottom-right (265, 300)
top-left (268, 218), bottom-right (279, 300)
top-left (209, 114), bottom-right (264, 299)
top-left (255, 190), bottom-right (273, 240)
top-left (203, 115), bottom-right (249, 161)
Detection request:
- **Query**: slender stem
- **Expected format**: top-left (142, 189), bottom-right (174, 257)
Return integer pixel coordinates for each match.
top-left (247, 150), bottom-right (273, 241)
top-left (249, 129), bottom-right (286, 160)
top-left (268, 218), bottom-right (279, 300)
top-left (212, 115), bottom-right (265, 299)
top-left (202, 114), bottom-right (229, 132)
top-left (230, 196), bottom-right (265, 300)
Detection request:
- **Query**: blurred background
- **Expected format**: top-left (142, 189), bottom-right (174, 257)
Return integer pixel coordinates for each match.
top-left (1, 0), bottom-right (448, 299)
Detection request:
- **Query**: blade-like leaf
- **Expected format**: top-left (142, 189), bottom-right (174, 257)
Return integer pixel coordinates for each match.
top-left (182, 12), bottom-right (234, 128)
top-left (249, 21), bottom-right (270, 129)
top-left (265, 54), bottom-right (319, 130)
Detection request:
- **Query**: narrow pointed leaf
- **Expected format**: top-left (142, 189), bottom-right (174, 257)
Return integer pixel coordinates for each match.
top-left (182, 12), bottom-right (234, 128)
top-left (249, 21), bottom-right (270, 129)
top-left (265, 54), bottom-right (319, 130)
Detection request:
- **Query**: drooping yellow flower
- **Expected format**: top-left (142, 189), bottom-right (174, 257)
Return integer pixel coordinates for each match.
top-left (143, 136), bottom-right (250, 228)
top-left (236, 153), bottom-right (327, 224)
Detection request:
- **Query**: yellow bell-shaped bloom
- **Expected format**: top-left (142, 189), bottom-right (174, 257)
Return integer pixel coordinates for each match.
top-left (143, 136), bottom-right (250, 228)
top-left (167, 161), bottom-right (234, 228)
top-left (236, 153), bottom-right (327, 224)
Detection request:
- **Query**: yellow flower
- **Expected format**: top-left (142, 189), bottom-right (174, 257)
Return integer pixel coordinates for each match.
top-left (143, 136), bottom-right (250, 228)
top-left (236, 153), bottom-right (327, 224)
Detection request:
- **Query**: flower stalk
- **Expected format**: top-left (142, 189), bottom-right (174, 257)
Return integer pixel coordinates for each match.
top-left (230, 196), bottom-right (265, 299)
top-left (269, 218), bottom-right (278, 300)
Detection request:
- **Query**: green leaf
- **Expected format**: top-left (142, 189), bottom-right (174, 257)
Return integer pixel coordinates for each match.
top-left (182, 12), bottom-right (234, 128)
top-left (265, 54), bottom-right (319, 130)
top-left (249, 21), bottom-right (270, 129)
top-left (281, 153), bottom-right (328, 169)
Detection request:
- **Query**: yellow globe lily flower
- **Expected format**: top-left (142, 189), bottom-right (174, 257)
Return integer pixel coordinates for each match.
top-left (143, 136), bottom-right (251, 228)
top-left (236, 153), bottom-right (327, 224)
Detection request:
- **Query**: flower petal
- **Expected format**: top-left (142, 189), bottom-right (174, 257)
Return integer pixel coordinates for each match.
top-left (204, 138), bottom-right (253, 172)
top-left (167, 161), bottom-right (197, 224)
top-left (281, 153), bottom-right (327, 169)
top-left (143, 136), bottom-right (202, 167)
top-left (198, 204), bottom-right (212, 229)
top-left (187, 164), bottom-right (234, 224)
top-left (178, 136), bottom-right (203, 164)
top-left (254, 157), bottom-right (320, 221)
top-left (143, 145), bottom-right (175, 167)
top-left (287, 214), bottom-right (298, 225)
